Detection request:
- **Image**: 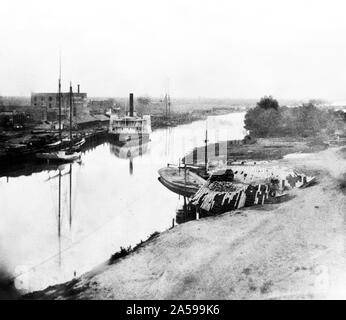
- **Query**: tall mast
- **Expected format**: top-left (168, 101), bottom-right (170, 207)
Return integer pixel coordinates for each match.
top-left (204, 121), bottom-right (208, 175)
top-left (168, 94), bottom-right (171, 118)
top-left (69, 82), bottom-right (73, 150)
top-left (58, 168), bottom-right (62, 267)
top-left (58, 53), bottom-right (62, 141)
top-left (165, 94), bottom-right (168, 118)
top-left (69, 163), bottom-right (72, 230)
top-left (166, 78), bottom-right (170, 118)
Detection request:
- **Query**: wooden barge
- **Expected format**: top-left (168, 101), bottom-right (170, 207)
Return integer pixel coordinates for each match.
top-left (191, 165), bottom-right (316, 215)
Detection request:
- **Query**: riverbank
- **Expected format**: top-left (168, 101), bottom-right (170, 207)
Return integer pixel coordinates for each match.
top-left (24, 146), bottom-right (346, 299)
top-left (151, 108), bottom-right (237, 130)
top-left (184, 136), bottom-right (332, 165)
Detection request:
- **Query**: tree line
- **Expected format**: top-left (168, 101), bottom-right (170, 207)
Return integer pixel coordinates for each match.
top-left (244, 96), bottom-right (345, 137)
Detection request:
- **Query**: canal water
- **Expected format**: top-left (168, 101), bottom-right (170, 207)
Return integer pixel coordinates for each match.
top-left (0, 112), bottom-right (246, 292)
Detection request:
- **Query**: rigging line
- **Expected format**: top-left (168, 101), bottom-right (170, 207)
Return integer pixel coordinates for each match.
top-left (58, 50), bottom-right (62, 141)
top-left (69, 164), bottom-right (72, 230)
top-left (10, 208), bottom-right (127, 282)
top-left (47, 170), bottom-right (60, 227)
top-left (58, 169), bottom-right (61, 239)
top-left (71, 164), bottom-right (81, 215)
top-left (45, 170), bottom-right (69, 182)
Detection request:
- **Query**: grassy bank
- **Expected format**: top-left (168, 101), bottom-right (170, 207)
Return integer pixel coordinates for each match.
top-left (184, 136), bottom-right (330, 166)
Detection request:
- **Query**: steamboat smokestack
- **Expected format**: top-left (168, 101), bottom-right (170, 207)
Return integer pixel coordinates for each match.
top-left (77, 84), bottom-right (80, 94)
top-left (129, 93), bottom-right (134, 117)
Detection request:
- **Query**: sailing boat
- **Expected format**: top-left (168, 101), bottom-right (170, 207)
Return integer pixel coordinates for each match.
top-left (36, 82), bottom-right (81, 162)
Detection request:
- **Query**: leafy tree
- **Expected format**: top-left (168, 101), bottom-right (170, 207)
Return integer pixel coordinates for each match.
top-left (245, 97), bottom-right (340, 137)
top-left (256, 96), bottom-right (279, 111)
top-left (244, 96), bottom-right (281, 137)
top-left (293, 103), bottom-right (326, 136)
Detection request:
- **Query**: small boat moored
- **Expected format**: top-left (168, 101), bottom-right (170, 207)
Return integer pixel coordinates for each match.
top-left (36, 150), bottom-right (81, 162)
top-left (158, 166), bottom-right (206, 198)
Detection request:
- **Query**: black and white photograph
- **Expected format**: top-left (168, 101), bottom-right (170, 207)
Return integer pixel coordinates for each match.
top-left (1, 0), bottom-right (346, 304)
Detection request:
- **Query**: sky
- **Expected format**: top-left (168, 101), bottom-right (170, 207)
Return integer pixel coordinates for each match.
top-left (1, 0), bottom-right (346, 100)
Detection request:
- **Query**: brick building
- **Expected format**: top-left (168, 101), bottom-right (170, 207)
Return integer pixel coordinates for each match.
top-left (30, 85), bottom-right (88, 121)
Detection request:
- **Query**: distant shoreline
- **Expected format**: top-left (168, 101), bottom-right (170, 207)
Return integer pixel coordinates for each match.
top-left (151, 108), bottom-right (242, 130)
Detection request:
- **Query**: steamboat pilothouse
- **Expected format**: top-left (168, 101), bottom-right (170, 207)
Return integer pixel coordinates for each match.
top-left (109, 93), bottom-right (151, 145)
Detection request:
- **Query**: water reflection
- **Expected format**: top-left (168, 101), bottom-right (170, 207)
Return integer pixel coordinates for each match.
top-left (55, 164), bottom-right (73, 267)
top-left (0, 161), bottom-right (65, 179)
top-left (175, 197), bottom-right (212, 225)
top-left (109, 137), bottom-right (149, 175)
top-left (0, 112), bottom-right (246, 292)
top-left (175, 197), bottom-right (196, 224)
top-left (0, 133), bottom-right (108, 179)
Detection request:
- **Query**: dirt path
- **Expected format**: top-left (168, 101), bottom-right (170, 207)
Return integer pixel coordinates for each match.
top-left (26, 147), bottom-right (346, 299)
